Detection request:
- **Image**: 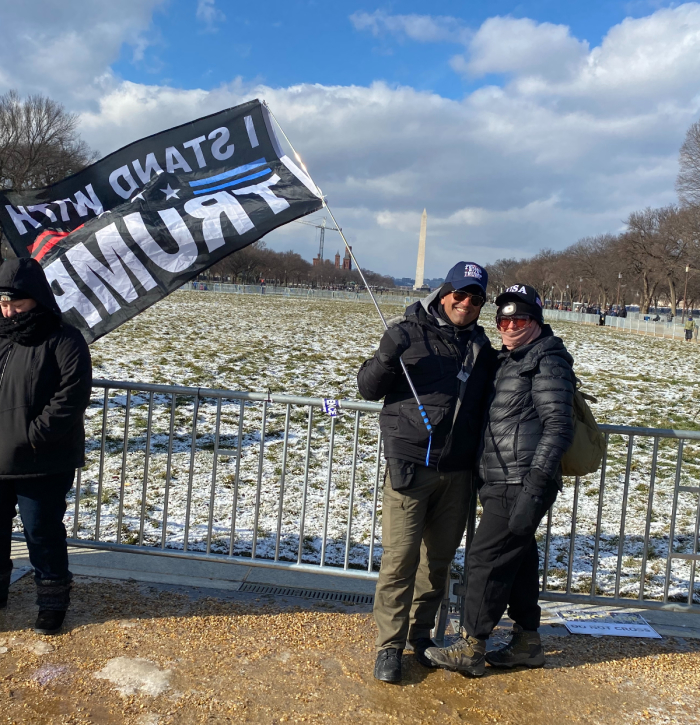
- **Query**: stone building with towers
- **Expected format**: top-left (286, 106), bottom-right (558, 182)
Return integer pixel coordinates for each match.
top-left (335, 247), bottom-right (352, 270)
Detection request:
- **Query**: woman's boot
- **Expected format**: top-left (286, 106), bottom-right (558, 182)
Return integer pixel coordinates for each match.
top-left (34, 576), bottom-right (72, 635)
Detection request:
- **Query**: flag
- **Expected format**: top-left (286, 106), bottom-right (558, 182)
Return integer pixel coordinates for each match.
top-left (0, 100), bottom-right (322, 343)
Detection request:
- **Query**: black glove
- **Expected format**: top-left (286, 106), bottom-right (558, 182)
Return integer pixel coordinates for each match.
top-left (508, 469), bottom-right (555, 537)
top-left (377, 325), bottom-right (411, 368)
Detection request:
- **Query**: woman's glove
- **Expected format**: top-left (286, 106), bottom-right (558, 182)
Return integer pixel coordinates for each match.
top-left (508, 468), bottom-right (554, 537)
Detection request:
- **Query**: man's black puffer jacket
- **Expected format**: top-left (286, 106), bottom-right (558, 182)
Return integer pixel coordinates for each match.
top-left (358, 291), bottom-right (497, 471)
top-left (478, 326), bottom-right (575, 486)
top-left (0, 259), bottom-right (92, 479)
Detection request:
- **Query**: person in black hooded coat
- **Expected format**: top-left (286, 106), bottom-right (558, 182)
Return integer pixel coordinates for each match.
top-left (426, 283), bottom-right (575, 676)
top-left (0, 257), bottom-right (92, 635)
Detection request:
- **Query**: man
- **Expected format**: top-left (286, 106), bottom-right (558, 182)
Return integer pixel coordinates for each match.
top-left (0, 258), bottom-right (92, 635)
top-left (357, 261), bottom-right (496, 683)
top-left (685, 316), bottom-right (695, 341)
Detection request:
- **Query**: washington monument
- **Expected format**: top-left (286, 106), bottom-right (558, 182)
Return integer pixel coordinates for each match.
top-left (413, 209), bottom-right (427, 290)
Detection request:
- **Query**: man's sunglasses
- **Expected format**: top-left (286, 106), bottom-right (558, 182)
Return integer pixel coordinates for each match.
top-left (451, 290), bottom-right (485, 306)
top-left (496, 315), bottom-right (532, 331)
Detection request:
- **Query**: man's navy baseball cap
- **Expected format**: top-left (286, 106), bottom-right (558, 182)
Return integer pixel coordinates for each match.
top-left (442, 261), bottom-right (488, 295)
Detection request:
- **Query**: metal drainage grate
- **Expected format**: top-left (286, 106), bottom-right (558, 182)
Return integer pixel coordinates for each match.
top-left (239, 583), bottom-right (374, 605)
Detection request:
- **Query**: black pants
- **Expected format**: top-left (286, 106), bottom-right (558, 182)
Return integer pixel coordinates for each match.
top-left (0, 472), bottom-right (74, 582)
top-left (463, 482), bottom-right (557, 640)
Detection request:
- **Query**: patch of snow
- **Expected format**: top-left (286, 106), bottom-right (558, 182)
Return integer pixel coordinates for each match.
top-left (25, 640), bottom-right (54, 655)
top-left (93, 657), bottom-right (172, 697)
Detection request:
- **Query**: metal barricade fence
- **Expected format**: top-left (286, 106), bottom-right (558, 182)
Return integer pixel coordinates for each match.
top-left (17, 379), bottom-right (699, 615)
top-left (182, 281), bottom-right (427, 307)
top-left (544, 308), bottom-right (697, 341)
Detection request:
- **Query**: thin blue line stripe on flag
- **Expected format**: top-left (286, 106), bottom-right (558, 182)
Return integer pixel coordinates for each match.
top-left (192, 168), bottom-right (272, 195)
top-left (189, 157), bottom-right (267, 187)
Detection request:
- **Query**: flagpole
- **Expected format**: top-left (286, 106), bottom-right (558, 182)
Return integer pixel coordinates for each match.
top-left (263, 102), bottom-right (434, 457)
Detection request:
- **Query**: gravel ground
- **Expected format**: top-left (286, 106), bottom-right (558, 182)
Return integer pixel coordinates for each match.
top-left (1, 575), bottom-right (698, 725)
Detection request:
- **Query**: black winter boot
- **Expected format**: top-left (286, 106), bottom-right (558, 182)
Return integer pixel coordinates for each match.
top-left (34, 577), bottom-right (72, 635)
top-left (373, 648), bottom-right (403, 683)
top-left (485, 624), bottom-right (545, 669)
top-left (425, 634), bottom-right (486, 677)
top-left (0, 569), bottom-right (11, 609)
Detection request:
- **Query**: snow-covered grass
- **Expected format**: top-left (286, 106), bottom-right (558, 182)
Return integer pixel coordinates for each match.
top-left (44, 291), bottom-right (700, 603)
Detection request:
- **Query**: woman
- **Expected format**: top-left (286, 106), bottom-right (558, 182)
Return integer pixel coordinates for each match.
top-left (426, 283), bottom-right (575, 676)
top-left (0, 258), bottom-right (92, 635)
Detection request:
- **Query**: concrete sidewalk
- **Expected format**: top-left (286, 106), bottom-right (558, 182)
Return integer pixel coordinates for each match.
top-left (10, 540), bottom-right (700, 639)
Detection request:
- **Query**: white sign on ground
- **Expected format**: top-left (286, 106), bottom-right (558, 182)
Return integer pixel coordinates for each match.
top-left (559, 610), bottom-right (661, 638)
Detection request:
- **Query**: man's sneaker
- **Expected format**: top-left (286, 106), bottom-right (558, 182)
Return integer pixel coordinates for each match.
top-left (485, 624), bottom-right (545, 669)
top-left (373, 648), bottom-right (403, 682)
top-left (409, 637), bottom-right (439, 669)
top-left (34, 610), bottom-right (66, 636)
top-left (425, 635), bottom-right (486, 677)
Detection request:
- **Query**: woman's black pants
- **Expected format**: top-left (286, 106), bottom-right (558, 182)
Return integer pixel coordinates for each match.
top-left (0, 472), bottom-right (74, 582)
top-left (463, 482), bottom-right (557, 640)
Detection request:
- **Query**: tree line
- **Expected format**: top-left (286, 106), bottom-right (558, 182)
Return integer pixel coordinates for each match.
top-left (486, 121), bottom-right (700, 314)
top-left (206, 240), bottom-right (395, 288)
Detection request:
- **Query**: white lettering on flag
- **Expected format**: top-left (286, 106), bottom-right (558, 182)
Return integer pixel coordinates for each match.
top-left (183, 136), bottom-right (208, 169)
top-left (165, 146), bottom-right (192, 174)
top-left (5, 205), bottom-right (41, 235)
top-left (184, 192), bottom-right (254, 251)
top-left (208, 127), bottom-right (235, 161)
top-left (280, 155), bottom-right (322, 198)
top-left (231, 174), bottom-right (290, 214)
top-left (53, 200), bottom-right (72, 222)
top-left (244, 115), bottom-right (259, 148)
top-left (44, 258), bottom-right (102, 328)
top-left (70, 184), bottom-right (103, 217)
top-left (124, 209), bottom-right (198, 273)
top-left (110, 165), bottom-right (140, 199)
top-left (132, 153), bottom-right (164, 184)
top-left (27, 204), bottom-right (58, 223)
top-left (66, 223), bottom-right (157, 313)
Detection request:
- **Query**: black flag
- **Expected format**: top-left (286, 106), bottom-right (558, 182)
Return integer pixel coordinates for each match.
top-left (0, 100), bottom-right (322, 343)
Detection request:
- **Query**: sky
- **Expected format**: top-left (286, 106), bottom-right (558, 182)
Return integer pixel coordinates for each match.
top-left (1, 0), bottom-right (700, 278)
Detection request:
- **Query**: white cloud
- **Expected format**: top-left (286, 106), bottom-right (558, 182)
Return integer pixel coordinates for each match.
top-left (2, 4), bottom-right (700, 279)
top-left (349, 10), bottom-right (468, 44)
top-left (0, 0), bottom-right (164, 101)
top-left (455, 16), bottom-right (589, 82)
top-left (196, 0), bottom-right (226, 32)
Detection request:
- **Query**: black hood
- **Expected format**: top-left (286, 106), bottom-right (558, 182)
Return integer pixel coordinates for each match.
top-left (0, 258), bottom-right (61, 317)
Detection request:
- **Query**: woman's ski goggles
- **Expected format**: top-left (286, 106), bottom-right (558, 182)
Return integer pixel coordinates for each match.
top-left (450, 290), bottom-right (485, 306)
top-left (496, 315), bottom-right (533, 331)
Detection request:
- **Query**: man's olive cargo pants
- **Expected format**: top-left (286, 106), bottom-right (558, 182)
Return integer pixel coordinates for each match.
top-left (374, 465), bottom-right (472, 651)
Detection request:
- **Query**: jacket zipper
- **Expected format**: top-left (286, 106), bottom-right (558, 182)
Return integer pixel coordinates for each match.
top-left (435, 334), bottom-right (479, 472)
top-left (0, 344), bottom-right (14, 391)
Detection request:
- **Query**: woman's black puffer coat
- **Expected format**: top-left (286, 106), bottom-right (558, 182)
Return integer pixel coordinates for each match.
top-left (478, 325), bottom-right (576, 487)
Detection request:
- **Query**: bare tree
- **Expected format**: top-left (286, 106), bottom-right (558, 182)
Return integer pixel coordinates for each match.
top-left (0, 90), bottom-right (97, 191)
top-left (677, 119), bottom-right (700, 207)
top-left (0, 90), bottom-right (97, 262)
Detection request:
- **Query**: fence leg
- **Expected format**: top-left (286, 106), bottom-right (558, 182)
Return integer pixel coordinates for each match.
top-left (431, 568), bottom-right (452, 647)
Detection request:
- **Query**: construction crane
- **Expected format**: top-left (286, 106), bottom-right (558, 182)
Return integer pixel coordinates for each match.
top-left (294, 217), bottom-right (341, 262)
